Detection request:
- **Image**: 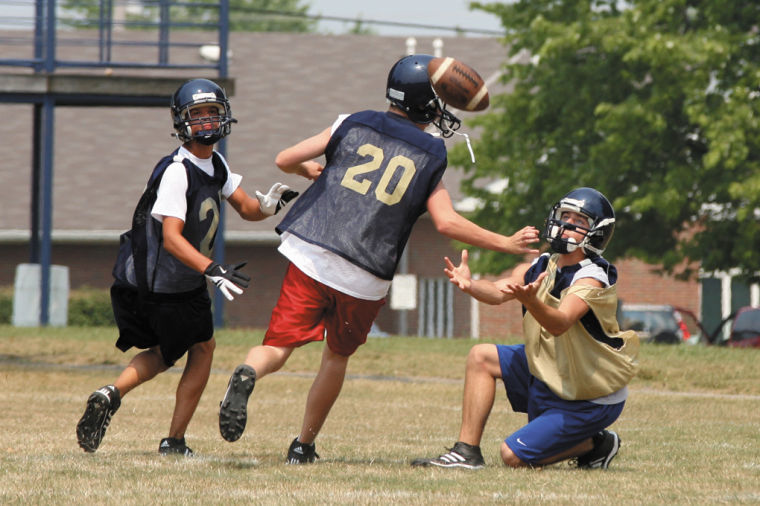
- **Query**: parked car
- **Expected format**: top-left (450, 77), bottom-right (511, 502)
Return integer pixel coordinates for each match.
top-left (708, 306), bottom-right (760, 348)
top-left (619, 303), bottom-right (700, 344)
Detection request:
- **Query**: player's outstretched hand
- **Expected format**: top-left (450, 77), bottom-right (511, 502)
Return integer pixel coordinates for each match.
top-left (204, 262), bottom-right (251, 301)
top-left (507, 226), bottom-right (540, 255)
top-left (501, 271), bottom-right (546, 303)
top-left (256, 183), bottom-right (300, 216)
top-left (444, 249), bottom-right (472, 292)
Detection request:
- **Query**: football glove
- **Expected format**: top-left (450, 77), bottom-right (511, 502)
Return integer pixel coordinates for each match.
top-left (256, 182), bottom-right (299, 216)
top-left (204, 262), bottom-right (250, 301)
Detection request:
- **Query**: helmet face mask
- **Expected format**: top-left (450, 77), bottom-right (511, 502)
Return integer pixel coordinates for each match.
top-left (171, 79), bottom-right (236, 145)
top-left (386, 54), bottom-right (462, 137)
top-left (543, 188), bottom-right (615, 256)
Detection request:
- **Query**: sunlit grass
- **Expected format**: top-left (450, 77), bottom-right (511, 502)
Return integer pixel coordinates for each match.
top-left (1, 325), bottom-right (759, 504)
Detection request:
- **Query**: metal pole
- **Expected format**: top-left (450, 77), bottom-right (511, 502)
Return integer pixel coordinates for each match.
top-left (30, 104), bottom-right (41, 263)
top-left (98, 0), bottom-right (106, 62)
top-left (158, 0), bottom-right (169, 65)
top-left (45, 0), bottom-right (55, 73)
top-left (213, 136), bottom-right (228, 328)
top-left (39, 95), bottom-right (55, 326)
top-left (29, 0), bottom-right (45, 263)
top-left (397, 248), bottom-right (409, 335)
top-left (446, 280), bottom-right (453, 338)
top-left (218, 0), bottom-right (229, 77)
top-left (33, 0), bottom-right (44, 72)
top-left (212, 0), bottom-right (230, 328)
top-left (38, 0), bottom-right (57, 325)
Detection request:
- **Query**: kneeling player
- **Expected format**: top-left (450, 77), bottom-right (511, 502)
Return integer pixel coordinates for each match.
top-left (412, 187), bottom-right (639, 469)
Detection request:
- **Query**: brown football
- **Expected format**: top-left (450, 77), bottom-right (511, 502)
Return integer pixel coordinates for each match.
top-left (428, 57), bottom-right (490, 111)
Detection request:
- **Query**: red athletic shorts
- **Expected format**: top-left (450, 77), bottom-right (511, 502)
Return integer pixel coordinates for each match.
top-left (264, 263), bottom-right (386, 356)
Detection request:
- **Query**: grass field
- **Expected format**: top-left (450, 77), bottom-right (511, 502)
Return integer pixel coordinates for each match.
top-left (1, 325), bottom-right (759, 505)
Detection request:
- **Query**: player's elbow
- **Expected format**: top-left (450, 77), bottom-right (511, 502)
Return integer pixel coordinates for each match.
top-left (274, 152), bottom-right (291, 171)
top-left (544, 321), bottom-right (572, 337)
top-left (432, 215), bottom-right (458, 237)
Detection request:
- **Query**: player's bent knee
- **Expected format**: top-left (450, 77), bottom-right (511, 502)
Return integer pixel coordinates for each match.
top-left (191, 338), bottom-right (216, 356)
top-left (467, 343), bottom-right (489, 365)
top-left (467, 343), bottom-right (500, 374)
top-left (500, 441), bottom-right (525, 468)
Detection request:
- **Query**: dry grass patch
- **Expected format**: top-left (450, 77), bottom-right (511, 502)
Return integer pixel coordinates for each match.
top-left (1, 325), bottom-right (759, 504)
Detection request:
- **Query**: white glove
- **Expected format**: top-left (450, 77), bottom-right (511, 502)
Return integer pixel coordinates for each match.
top-left (204, 262), bottom-right (250, 301)
top-left (256, 182), bottom-right (299, 216)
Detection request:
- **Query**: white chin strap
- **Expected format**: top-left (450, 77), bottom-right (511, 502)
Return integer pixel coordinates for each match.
top-left (565, 236), bottom-right (579, 252)
top-left (430, 131), bottom-right (476, 163)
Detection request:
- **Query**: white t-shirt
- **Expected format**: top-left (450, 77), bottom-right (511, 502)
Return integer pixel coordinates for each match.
top-left (568, 258), bottom-right (610, 287)
top-left (278, 233), bottom-right (391, 300)
top-left (151, 146), bottom-right (241, 222)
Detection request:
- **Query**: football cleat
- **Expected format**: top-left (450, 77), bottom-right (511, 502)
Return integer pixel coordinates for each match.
top-left (576, 430), bottom-right (620, 469)
top-left (410, 441), bottom-right (485, 469)
top-left (76, 385), bottom-right (121, 453)
top-left (219, 364), bottom-right (256, 442)
top-left (158, 437), bottom-right (194, 457)
top-left (286, 437), bottom-right (320, 464)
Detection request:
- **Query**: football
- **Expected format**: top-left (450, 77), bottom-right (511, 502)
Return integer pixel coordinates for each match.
top-left (427, 57), bottom-right (489, 111)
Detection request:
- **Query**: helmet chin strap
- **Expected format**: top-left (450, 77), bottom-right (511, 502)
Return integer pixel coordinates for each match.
top-left (452, 131), bottom-right (476, 163)
top-left (549, 236), bottom-right (579, 254)
top-left (430, 130), bottom-right (476, 163)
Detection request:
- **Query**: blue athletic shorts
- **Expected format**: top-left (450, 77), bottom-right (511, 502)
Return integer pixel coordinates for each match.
top-left (497, 344), bottom-right (625, 464)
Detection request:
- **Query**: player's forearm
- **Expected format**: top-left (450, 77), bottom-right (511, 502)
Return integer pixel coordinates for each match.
top-left (228, 191), bottom-right (268, 222)
top-left (163, 234), bottom-right (213, 274)
top-left (275, 127), bottom-right (330, 179)
top-left (521, 299), bottom-right (573, 336)
top-left (435, 213), bottom-right (512, 252)
top-left (465, 279), bottom-right (513, 305)
top-left (237, 206), bottom-right (268, 221)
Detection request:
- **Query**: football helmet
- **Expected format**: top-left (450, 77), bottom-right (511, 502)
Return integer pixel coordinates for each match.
top-left (171, 78), bottom-right (236, 145)
top-left (386, 54), bottom-right (461, 137)
top-left (543, 187), bottom-right (615, 256)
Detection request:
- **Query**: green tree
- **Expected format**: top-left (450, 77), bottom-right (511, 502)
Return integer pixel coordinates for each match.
top-left (224, 0), bottom-right (314, 32)
top-left (457, 0), bottom-right (760, 279)
top-left (61, 0), bottom-right (315, 32)
top-left (347, 17), bottom-right (377, 35)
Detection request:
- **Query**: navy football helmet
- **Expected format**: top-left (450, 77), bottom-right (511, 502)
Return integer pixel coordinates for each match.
top-left (171, 79), bottom-right (236, 145)
top-left (386, 54), bottom-right (461, 137)
top-left (543, 187), bottom-right (615, 256)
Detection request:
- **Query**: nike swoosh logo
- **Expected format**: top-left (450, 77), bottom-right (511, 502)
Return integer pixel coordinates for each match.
top-left (516, 438), bottom-right (528, 447)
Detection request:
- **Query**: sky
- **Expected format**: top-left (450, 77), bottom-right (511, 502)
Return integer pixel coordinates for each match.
top-left (0, 0), bottom-right (505, 36)
top-left (310, 0), bottom-right (504, 37)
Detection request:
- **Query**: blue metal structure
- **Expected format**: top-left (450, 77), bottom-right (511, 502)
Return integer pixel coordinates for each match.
top-left (0, 0), bottom-right (232, 326)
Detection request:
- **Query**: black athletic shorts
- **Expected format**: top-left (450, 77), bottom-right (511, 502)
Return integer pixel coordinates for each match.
top-left (111, 282), bottom-right (214, 367)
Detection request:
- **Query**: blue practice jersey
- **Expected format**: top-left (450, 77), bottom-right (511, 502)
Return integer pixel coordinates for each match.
top-left (276, 110), bottom-right (447, 280)
top-left (113, 148), bottom-right (228, 294)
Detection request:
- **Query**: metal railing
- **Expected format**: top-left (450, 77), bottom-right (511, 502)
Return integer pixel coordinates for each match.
top-left (0, 0), bottom-right (230, 74)
top-left (0, 0), bottom-right (231, 326)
